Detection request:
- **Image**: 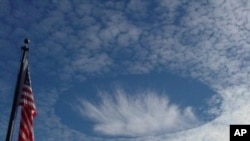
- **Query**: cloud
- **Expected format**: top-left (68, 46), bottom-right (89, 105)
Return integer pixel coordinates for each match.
top-left (78, 89), bottom-right (201, 137)
top-left (126, 0), bottom-right (148, 17)
top-left (71, 0), bottom-right (250, 140)
top-left (2, 0), bottom-right (250, 140)
top-left (70, 52), bottom-right (113, 74)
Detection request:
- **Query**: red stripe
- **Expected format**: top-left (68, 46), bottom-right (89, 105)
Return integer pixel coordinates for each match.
top-left (20, 94), bottom-right (34, 103)
top-left (22, 86), bottom-right (32, 94)
top-left (19, 102), bottom-right (36, 141)
top-left (19, 85), bottom-right (36, 117)
top-left (19, 109), bottom-right (34, 141)
top-left (19, 121), bottom-right (29, 140)
top-left (18, 66), bottom-right (36, 141)
top-left (20, 95), bottom-right (34, 103)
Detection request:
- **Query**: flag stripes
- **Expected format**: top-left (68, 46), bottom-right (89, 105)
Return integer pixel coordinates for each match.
top-left (19, 108), bottom-right (35, 141)
top-left (18, 67), bottom-right (36, 141)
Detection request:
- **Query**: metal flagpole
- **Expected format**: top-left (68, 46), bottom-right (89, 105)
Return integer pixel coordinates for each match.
top-left (5, 39), bottom-right (30, 141)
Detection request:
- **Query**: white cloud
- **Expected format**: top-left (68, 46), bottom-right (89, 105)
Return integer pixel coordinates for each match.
top-left (71, 53), bottom-right (113, 73)
top-left (78, 89), bottom-right (201, 137)
top-left (2, 0), bottom-right (250, 140)
top-left (127, 0), bottom-right (147, 15)
top-left (70, 0), bottom-right (250, 140)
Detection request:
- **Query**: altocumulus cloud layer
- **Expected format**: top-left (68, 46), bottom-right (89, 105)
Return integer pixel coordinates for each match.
top-left (1, 0), bottom-right (250, 141)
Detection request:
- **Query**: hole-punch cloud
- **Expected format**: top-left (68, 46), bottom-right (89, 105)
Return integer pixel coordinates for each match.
top-left (78, 89), bottom-right (202, 137)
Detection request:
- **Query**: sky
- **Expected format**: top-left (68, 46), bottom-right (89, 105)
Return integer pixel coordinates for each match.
top-left (1, 0), bottom-right (250, 140)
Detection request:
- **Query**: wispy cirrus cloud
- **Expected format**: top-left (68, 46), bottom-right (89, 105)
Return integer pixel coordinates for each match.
top-left (78, 89), bottom-right (201, 137)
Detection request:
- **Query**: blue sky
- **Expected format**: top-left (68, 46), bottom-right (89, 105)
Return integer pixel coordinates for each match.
top-left (1, 0), bottom-right (250, 140)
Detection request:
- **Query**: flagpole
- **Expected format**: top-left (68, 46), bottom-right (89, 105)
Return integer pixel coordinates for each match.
top-left (5, 39), bottom-right (30, 141)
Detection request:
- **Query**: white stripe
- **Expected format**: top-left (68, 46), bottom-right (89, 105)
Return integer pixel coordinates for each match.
top-left (20, 99), bottom-right (36, 108)
top-left (21, 91), bottom-right (34, 100)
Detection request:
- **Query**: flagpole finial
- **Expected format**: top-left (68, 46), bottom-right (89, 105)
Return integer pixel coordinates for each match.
top-left (22, 38), bottom-right (30, 50)
top-left (24, 38), bottom-right (30, 45)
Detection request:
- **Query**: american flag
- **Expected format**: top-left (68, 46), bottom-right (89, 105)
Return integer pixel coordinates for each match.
top-left (18, 65), bottom-right (36, 141)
